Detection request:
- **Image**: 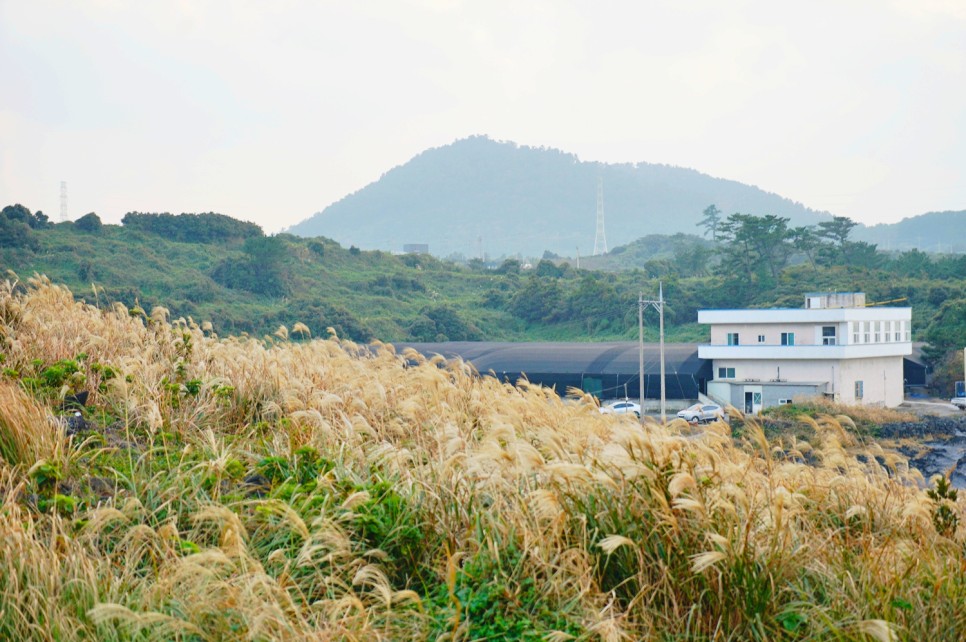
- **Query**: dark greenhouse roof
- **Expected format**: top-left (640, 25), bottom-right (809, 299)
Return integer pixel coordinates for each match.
top-left (394, 341), bottom-right (706, 376)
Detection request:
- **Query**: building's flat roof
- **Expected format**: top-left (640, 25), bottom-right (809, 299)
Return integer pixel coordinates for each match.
top-left (713, 380), bottom-right (828, 387)
top-left (698, 307), bottom-right (911, 323)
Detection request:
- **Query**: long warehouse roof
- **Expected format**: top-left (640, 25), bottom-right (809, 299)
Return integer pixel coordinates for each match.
top-left (394, 342), bottom-right (706, 375)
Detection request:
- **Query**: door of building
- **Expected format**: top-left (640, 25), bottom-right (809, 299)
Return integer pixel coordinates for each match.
top-left (582, 376), bottom-right (603, 398)
top-left (744, 386), bottom-right (763, 414)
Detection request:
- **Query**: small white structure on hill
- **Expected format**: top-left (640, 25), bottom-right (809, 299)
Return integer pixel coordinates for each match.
top-left (698, 292), bottom-right (911, 412)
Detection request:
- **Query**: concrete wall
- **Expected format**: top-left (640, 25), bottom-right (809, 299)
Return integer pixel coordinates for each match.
top-left (707, 381), bottom-right (828, 410)
top-left (710, 356), bottom-right (904, 407)
top-left (761, 383), bottom-right (826, 406)
top-left (710, 359), bottom-right (835, 384)
top-left (706, 381), bottom-right (732, 406)
top-left (837, 356), bottom-right (905, 406)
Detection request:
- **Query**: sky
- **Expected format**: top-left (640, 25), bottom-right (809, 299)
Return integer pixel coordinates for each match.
top-left (1, 0), bottom-right (965, 233)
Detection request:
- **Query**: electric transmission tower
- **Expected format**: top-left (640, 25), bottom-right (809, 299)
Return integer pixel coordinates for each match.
top-left (60, 181), bottom-right (68, 222)
top-left (593, 177), bottom-right (607, 255)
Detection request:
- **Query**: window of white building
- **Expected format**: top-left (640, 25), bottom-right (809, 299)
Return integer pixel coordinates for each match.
top-left (822, 326), bottom-right (836, 345)
top-left (727, 333), bottom-right (739, 346)
top-left (781, 332), bottom-right (795, 346)
top-left (718, 367), bottom-right (735, 379)
top-left (855, 380), bottom-right (864, 400)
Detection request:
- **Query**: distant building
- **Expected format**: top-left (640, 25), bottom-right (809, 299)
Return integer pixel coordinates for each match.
top-left (403, 244), bottom-right (429, 254)
top-left (698, 292), bottom-right (912, 411)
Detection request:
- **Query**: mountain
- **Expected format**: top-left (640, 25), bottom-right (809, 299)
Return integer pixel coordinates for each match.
top-left (288, 136), bottom-right (834, 257)
top-left (854, 210), bottom-right (966, 254)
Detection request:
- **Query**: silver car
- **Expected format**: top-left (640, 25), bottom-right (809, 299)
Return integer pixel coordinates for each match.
top-left (600, 400), bottom-right (642, 418)
top-left (677, 403), bottom-right (725, 423)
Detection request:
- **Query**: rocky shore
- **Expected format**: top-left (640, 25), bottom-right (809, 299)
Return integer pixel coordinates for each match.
top-left (878, 415), bottom-right (966, 487)
top-left (877, 415), bottom-right (966, 439)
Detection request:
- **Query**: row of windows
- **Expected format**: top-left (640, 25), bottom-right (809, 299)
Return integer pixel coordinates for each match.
top-left (726, 329), bottom-right (820, 345)
top-left (850, 321), bottom-right (909, 344)
top-left (722, 322), bottom-right (908, 346)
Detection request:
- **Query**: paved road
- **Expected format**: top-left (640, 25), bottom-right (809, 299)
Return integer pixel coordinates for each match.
top-left (901, 399), bottom-right (965, 417)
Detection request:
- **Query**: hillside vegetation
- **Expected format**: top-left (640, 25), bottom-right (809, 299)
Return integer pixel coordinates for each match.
top-left (855, 210), bottom-right (966, 254)
top-left (4, 204), bottom-right (966, 393)
top-left (0, 277), bottom-right (964, 640)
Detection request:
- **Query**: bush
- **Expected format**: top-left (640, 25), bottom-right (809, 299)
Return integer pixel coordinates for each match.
top-left (408, 305), bottom-right (482, 341)
top-left (210, 258), bottom-right (288, 297)
top-left (0, 217), bottom-right (39, 250)
top-left (2, 204), bottom-right (49, 229)
top-left (74, 212), bottom-right (103, 232)
top-left (121, 211), bottom-right (263, 243)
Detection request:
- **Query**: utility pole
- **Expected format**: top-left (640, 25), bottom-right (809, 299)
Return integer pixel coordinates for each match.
top-left (638, 293), bottom-right (644, 417)
top-left (659, 282), bottom-right (666, 423)
top-left (639, 283), bottom-right (667, 424)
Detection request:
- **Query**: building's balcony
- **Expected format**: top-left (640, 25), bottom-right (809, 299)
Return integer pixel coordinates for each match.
top-left (698, 342), bottom-right (912, 361)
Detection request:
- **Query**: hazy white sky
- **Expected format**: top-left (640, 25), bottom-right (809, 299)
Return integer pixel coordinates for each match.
top-left (1, 0), bottom-right (964, 232)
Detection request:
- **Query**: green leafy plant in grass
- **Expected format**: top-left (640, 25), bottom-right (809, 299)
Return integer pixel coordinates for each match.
top-left (352, 478), bottom-right (432, 590)
top-left (29, 461), bottom-right (61, 486)
top-left (89, 361), bottom-right (118, 392)
top-left (39, 493), bottom-right (78, 516)
top-left (257, 446), bottom-right (334, 487)
top-left (13, 356), bottom-right (96, 401)
top-left (927, 475), bottom-right (960, 537)
top-left (429, 533), bottom-right (581, 640)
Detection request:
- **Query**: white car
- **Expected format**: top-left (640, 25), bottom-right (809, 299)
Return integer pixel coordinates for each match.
top-left (677, 403), bottom-right (725, 423)
top-left (951, 397), bottom-right (966, 410)
top-left (600, 400), bottom-right (641, 418)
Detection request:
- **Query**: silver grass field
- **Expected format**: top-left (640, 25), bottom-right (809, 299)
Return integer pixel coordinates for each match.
top-left (0, 275), bottom-right (963, 641)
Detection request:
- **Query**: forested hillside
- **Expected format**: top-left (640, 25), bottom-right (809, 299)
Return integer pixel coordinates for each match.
top-left (854, 210), bottom-right (966, 253)
top-left (288, 136), bottom-right (834, 257)
top-left (3, 204), bottom-right (966, 394)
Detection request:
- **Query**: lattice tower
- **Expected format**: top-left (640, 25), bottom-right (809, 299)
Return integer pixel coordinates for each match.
top-left (593, 177), bottom-right (607, 255)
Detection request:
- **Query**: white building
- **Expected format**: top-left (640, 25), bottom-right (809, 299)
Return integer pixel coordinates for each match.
top-left (698, 293), bottom-right (911, 412)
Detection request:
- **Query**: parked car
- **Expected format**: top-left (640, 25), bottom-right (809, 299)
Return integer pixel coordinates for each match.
top-left (677, 403), bottom-right (725, 423)
top-left (951, 397), bottom-right (966, 410)
top-left (600, 400), bottom-right (641, 418)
